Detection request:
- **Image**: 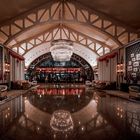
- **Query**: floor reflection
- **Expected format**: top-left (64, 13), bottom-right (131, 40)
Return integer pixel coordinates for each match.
top-left (0, 95), bottom-right (24, 136)
top-left (0, 85), bottom-right (140, 140)
top-left (28, 86), bottom-right (93, 113)
top-left (97, 94), bottom-right (140, 139)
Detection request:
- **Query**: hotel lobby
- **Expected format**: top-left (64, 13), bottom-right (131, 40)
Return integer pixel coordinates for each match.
top-left (0, 0), bottom-right (140, 140)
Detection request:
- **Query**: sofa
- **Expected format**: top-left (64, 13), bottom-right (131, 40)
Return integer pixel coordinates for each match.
top-left (11, 80), bottom-right (31, 90)
top-left (0, 85), bottom-right (8, 101)
top-left (129, 85), bottom-right (140, 99)
top-left (92, 80), bottom-right (116, 90)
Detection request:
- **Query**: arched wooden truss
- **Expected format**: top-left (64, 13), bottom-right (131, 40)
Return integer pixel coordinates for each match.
top-left (11, 25), bottom-right (111, 56)
top-left (0, 0), bottom-right (138, 46)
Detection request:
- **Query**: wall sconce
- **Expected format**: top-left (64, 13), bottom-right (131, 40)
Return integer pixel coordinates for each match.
top-left (116, 64), bottom-right (124, 73)
top-left (5, 63), bottom-right (10, 72)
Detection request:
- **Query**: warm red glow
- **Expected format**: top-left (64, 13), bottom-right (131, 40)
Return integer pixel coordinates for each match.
top-left (36, 67), bottom-right (81, 73)
top-left (33, 88), bottom-right (85, 95)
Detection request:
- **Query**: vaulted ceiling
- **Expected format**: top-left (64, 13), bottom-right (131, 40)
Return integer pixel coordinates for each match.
top-left (0, 0), bottom-right (140, 30)
top-left (77, 0), bottom-right (140, 30)
top-left (0, 0), bottom-right (139, 67)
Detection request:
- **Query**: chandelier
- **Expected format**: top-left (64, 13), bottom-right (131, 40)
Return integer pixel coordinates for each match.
top-left (50, 110), bottom-right (74, 132)
top-left (50, 39), bottom-right (73, 61)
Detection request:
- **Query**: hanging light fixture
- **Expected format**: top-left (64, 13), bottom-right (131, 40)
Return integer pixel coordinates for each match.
top-left (50, 39), bottom-right (73, 61)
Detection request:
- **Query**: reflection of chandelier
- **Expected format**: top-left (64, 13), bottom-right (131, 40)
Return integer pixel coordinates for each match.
top-left (50, 39), bottom-right (73, 61)
top-left (50, 110), bottom-right (74, 132)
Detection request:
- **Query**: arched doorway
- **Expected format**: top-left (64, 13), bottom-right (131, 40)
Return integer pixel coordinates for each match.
top-left (27, 53), bottom-right (94, 83)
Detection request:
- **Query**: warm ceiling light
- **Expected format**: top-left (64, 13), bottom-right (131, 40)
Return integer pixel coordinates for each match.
top-left (50, 39), bottom-right (73, 61)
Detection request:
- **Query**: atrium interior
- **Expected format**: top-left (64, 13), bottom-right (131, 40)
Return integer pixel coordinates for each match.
top-left (0, 0), bottom-right (140, 140)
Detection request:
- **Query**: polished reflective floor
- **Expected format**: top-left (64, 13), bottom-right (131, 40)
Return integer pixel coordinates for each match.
top-left (0, 84), bottom-right (140, 140)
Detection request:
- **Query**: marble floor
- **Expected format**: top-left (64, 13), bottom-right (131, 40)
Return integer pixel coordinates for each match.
top-left (0, 84), bottom-right (140, 140)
